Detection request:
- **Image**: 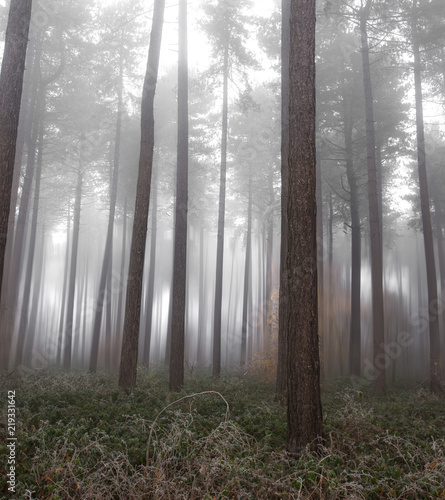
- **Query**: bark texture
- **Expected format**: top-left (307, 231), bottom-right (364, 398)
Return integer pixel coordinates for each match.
top-left (286, 0), bottom-right (323, 453)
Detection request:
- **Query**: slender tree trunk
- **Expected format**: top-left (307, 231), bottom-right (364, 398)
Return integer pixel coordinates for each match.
top-left (343, 98), bottom-right (362, 377)
top-left (197, 226), bottom-right (207, 365)
top-left (14, 105), bottom-right (44, 368)
top-left (142, 168), bottom-right (158, 366)
top-left (115, 198), bottom-right (127, 363)
top-left (118, 0), bottom-right (165, 391)
top-left (9, 36), bottom-right (43, 320)
top-left (212, 42), bottom-right (229, 379)
top-left (63, 167), bottom-right (83, 370)
top-left (412, 0), bottom-right (443, 395)
top-left (360, 1), bottom-right (386, 395)
top-left (0, 39), bottom-right (34, 361)
top-left (89, 50), bottom-right (123, 373)
top-left (23, 225), bottom-right (45, 367)
top-left (276, 0), bottom-right (290, 398)
top-left (0, 0), bottom-right (32, 306)
top-left (56, 201), bottom-right (71, 365)
top-left (240, 168), bottom-right (252, 367)
top-left (316, 157), bottom-right (324, 379)
top-left (169, 0), bottom-right (189, 391)
top-left (265, 169), bottom-right (274, 354)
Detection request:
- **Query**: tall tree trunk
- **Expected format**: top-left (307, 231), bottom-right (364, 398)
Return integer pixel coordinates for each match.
top-left (63, 166), bottom-right (83, 370)
top-left (316, 157), bottom-right (324, 379)
top-left (57, 201), bottom-right (71, 365)
top-left (276, 0), bottom-right (290, 398)
top-left (197, 226), bottom-right (207, 365)
top-left (360, 1), bottom-right (386, 395)
top-left (412, 0), bottom-right (443, 395)
top-left (240, 168), bottom-right (252, 367)
top-left (142, 167), bottom-right (158, 367)
top-left (169, 0), bottom-right (189, 391)
top-left (118, 0), bottom-right (165, 391)
top-left (89, 49), bottom-right (123, 373)
top-left (286, 0), bottom-right (323, 453)
top-left (9, 36), bottom-right (43, 319)
top-left (212, 42), bottom-right (229, 379)
top-left (23, 225), bottom-right (45, 367)
top-left (344, 97), bottom-right (362, 377)
top-left (265, 169), bottom-right (274, 354)
top-left (0, 0), bottom-right (32, 305)
top-left (14, 105), bottom-right (44, 368)
top-left (0, 38), bottom-right (34, 363)
top-left (115, 197), bottom-right (127, 363)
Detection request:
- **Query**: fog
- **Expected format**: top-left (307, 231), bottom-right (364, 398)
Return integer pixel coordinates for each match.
top-left (1, 0), bottom-right (445, 388)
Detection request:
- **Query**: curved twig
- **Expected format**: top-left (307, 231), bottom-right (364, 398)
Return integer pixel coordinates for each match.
top-left (145, 390), bottom-right (230, 465)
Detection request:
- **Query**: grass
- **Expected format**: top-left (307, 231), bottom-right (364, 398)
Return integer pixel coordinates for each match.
top-left (0, 367), bottom-right (444, 499)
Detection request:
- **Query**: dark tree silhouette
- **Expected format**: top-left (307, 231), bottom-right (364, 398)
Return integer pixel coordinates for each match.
top-left (169, 0), bottom-right (189, 392)
top-left (118, 0), bottom-right (165, 391)
top-left (276, 0), bottom-right (290, 398)
top-left (360, 0), bottom-right (386, 396)
top-left (285, 0), bottom-right (323, 453)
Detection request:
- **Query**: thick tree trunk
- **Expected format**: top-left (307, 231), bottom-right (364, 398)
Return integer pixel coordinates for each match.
top-left (276, 0), bottom-right (290, 398)
top-left (412, 0), bottom-right (443, 395)
top-left (343, 98), bottom-right (362, 377)
top-left (212, 42), bottom-right (229, 378)
top-left (360, 1), bottom-right (386, 395)
top-left (0, 0), bottom-right (32, 303)
top-left (118, 0), bottom-right (165, 391)
top-left (286, 0), bottom-right (323, 453)
top-left (169, 0), bottom-right (189, 391)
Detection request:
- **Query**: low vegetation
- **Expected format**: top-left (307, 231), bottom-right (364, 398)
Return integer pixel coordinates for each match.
top-left (0, 367), bottom-right (444, 499)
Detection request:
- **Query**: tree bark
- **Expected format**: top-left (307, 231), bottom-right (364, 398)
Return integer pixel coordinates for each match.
top-left (118, 0), bottom-right (165, 391)
top-left (286, 0), bottom-right (323, 453)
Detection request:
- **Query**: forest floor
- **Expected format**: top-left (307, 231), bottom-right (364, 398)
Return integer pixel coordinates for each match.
top-left (0, 367), bottom-right (444, 499)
